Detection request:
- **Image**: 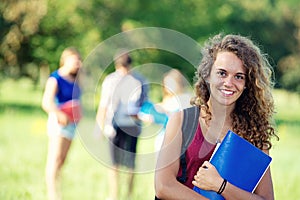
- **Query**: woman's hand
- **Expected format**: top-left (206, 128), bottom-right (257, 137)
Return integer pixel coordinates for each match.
top-left (192, 161), bottom-right (223, 192)
top-left (56, 110), bottom-right (69, 126)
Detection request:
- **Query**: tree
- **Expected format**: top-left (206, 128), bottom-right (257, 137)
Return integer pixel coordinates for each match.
top-left (0, 0), bottom-right (47, 80)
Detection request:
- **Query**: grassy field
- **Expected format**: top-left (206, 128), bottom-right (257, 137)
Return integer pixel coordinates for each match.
top-left (0, 78), bottom-right (299, 200)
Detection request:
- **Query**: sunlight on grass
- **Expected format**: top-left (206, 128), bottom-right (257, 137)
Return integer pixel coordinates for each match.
top-left (273, 89), bottom-right (300, 122)
top-left (0, 78), bottom-right (43, 106)
top-left (271, 124), bottom-right (300, 199)
top-left (271, 90), bottom-right (300, 199)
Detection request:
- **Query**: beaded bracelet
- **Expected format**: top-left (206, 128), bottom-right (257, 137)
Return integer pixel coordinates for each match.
top-left (217, 179), bottom-right (227, 195)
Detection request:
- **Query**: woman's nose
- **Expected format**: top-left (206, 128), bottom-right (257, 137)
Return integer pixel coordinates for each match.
top-left (223, 76), bottom-right (234, 87)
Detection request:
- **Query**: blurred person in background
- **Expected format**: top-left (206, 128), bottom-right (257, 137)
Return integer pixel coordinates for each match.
top-left (42, 47), bottom-right (82, 200)
top-left (154, 69), bottom-right (192, 152)
top-left (96, 49), bottom-right (148, 200)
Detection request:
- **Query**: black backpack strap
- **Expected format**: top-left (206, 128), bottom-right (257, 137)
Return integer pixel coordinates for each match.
top-left (177, 106), bottom-right (200, 183)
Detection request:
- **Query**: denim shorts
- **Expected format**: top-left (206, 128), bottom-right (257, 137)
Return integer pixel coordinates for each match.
top-left (47, 112), bottom-right (77, 140)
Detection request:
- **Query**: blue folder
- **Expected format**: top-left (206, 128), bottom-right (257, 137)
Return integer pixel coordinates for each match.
top-left (193, 130), bottom-right (272, 200)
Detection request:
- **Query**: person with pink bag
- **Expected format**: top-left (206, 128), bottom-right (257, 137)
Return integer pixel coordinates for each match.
top-left (41, 47), bottom-right (82, 200)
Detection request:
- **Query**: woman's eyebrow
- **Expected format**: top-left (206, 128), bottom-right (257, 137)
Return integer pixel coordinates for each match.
top-left (215, 67), bottom-right (246, 76)
top-left (215, 67), bottom-right (226, 71)
top-left (236, 72), bottom-right (246, 76)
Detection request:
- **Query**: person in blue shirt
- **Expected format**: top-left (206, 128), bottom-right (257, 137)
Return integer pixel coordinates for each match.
top-left (42, 47), bottom-right (82, 200)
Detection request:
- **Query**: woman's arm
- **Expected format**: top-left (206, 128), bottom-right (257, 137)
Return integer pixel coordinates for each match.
top-left (42, 77), bottom-right (69, 126)
top-left (155, 111), bottom-right (208, 200)
top-left (193, 150), bottom-right (274, 200)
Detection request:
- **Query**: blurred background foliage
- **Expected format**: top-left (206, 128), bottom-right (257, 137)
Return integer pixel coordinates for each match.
top-left (1, 0), bottom-right (300, 93)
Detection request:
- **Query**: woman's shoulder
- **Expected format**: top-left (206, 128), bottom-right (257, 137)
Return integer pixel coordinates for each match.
top-left (46, 70), bottom-right (59, 86)
top-left (49, 70), bottom-right (59, 79)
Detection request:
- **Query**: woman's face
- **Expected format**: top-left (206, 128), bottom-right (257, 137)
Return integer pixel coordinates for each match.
top-left (207, 51), bottom-right (246, 107)
top-left (164, 76), bottom-right (181, 95)
top-left (64, 54), bottom-right (82, 76)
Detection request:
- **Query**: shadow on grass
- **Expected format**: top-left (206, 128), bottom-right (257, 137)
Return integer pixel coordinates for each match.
top-left (275, 119), bottom-right (300, 126)
top-left (0, 102), bottom-right (44, 114)
top-left (0, 102), bottom-right (95, 118)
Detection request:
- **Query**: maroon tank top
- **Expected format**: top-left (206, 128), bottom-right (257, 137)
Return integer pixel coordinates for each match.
top-left (177, 122), bottom-right (216, 189)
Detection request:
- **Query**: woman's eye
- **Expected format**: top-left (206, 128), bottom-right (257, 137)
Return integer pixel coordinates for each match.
top-left (235, 75), bottom-right (245, 80)
top-left (217, 71), bottom-right (226, 77)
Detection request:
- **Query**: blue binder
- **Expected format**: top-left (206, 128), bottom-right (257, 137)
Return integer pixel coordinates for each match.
top-left (193, 130), bottom-right (272, 200)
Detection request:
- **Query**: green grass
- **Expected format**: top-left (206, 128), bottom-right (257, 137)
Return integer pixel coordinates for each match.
top-left (271, 125), bottom-right (300, 199)
top-left (0, 79), bottom-right (300, 199)
top-left (0, 78), bottom-right (156, 200)
top-left (273, 89), bottom-right (300, 124)
top-left (271, 90), bottom-right (300, 199)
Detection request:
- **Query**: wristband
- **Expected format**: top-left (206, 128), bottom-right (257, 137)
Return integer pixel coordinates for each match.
top-left (217, 179), bottom-right (227, 195)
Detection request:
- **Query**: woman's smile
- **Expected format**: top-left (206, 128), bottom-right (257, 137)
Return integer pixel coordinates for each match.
top-left (219, 89), bottom-right (235, 96)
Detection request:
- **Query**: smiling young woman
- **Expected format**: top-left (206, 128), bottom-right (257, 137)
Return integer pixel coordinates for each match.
top-left (155, 34), bottom-right (278, 200)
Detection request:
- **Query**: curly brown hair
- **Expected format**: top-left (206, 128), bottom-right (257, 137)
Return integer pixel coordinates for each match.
top-left (191, 33), bottom-right (278, 150)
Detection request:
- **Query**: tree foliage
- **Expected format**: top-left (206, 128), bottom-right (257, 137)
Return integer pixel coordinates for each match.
top-left (0, 0), bottom-right (299, 93)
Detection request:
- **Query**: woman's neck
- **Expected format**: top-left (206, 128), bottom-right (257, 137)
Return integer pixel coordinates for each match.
top-left (58, 67), bottom-right (76, 81)
top-left (201, 98), bottom-right (235, 143)
top-left (207, 98), bottom-right (234, 122)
